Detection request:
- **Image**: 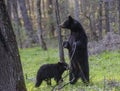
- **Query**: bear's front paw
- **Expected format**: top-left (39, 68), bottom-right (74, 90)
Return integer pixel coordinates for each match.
top-left (63, 41), bottom-right (69, 48)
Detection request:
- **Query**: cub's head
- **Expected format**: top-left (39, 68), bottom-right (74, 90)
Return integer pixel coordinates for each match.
top-left (57, 62), bottom-right (69, 71)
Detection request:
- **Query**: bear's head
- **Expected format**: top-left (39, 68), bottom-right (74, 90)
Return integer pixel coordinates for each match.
top-left (60, 15), bottom-right (82, 31)
top-left (57, 62), bottom-right (69, 71)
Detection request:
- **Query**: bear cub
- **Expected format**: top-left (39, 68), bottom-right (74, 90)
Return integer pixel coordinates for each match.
top-left (35, 62), bottom-right (68, 87)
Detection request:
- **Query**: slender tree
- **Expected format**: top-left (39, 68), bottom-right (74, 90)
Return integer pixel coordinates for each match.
top-left (36, 0), bottom-right (47, 50)
top-left (80, 0), bottom-right (85, 12)
top-left (54, 0), bottom-right (65, 62)
top-left (89, 14), bottom-right (98, 41)
top-left (18, 0), bottom-right (36, 46)
top-left (11, 0), bottom-right (22, 48)
top-left (0, 0), bottom-right (26, 91)
top-left (26, 0), bottom-right (31, 18)
top-left (74, 0), bottom-right (80, 21)
top-left (104, 1), bottom-right (110, 32)
top-left (118, 0), bottom-right (120, 34)
top-left (41, 0), bottom-right (46, 18)
top-left (98, 0), bottom-right (103, 39)
top-left (59, 0), bottom-right (69, 39)
top-left (47, 0), bottom-right (55, 37)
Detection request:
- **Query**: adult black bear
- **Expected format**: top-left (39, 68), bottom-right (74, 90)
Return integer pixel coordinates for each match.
top-left (35, 62), bottom-right (68, 87)
top-left (60, 16), bottom-right (89, 84)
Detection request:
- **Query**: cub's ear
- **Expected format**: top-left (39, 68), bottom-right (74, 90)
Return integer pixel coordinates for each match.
top-left (58, 61), bottom-right (62, 64)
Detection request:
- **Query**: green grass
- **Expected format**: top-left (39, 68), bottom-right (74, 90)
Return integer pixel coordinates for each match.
top-left (20, 47), bottom-right (120, 91)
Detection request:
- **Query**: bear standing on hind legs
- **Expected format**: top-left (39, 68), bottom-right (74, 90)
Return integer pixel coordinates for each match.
top-left (60, 15), bottom-right (89, 84)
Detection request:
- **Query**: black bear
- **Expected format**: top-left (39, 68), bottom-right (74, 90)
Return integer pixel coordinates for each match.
top-left (35, 62), bottom-right (68, 87)
top-left (60, 15), bottom-right (89, 84)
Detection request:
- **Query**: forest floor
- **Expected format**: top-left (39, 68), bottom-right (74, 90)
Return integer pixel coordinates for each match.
top-left (20, 47), bottom-right (120, 91)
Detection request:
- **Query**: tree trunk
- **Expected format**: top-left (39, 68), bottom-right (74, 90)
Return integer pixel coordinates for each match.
top-left (80, 0), bottom-right (85, 12)
top-left (18, 0), bottom-right (36, 46)
top-left (36, 0), bottom-right (47, 50)
top-left (80, 0), bottom-right (90, 12)
top-left (74, 0), bottom-right (80, 21)
top-left (11, 0), bottom-right (22, 48)
top-left (108, 1), bottom-right (113, 32)
top-left (47, 0), bottom-right (55, 37)
top-left (0, 0), bottom-right (26, 91)
top-left (105, 1), bottom-right (110, 32)
top-left (118, 0), bottom-right (120, 34)
top-left (26, 0), bottom-right (31, 18)
top-left (89, 14), bottom-right (98, 41)
top-left (30, 0), bottom-right (36, 28)
top-left (6, 0), bottom-right (12, 18)
top-left (98, 0), bottom-right (103, 39)
top-left (54, 0), bottom-right (65, 62)
top-left (41, 0), bottom-right (46, 18)
top-left (60, 0), bottom-right (69, 39)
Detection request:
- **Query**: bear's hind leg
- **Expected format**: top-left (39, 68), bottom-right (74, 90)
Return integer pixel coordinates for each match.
top-left (80, 63), bottom-right (89, 85)
top-left (69, 71), bottom-right (78, 84)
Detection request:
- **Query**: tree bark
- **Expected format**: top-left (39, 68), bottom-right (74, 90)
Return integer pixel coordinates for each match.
top-left (0, 0), bottom-right (26, 91)
top-left (105, 1), bottom-right (110, 32)
top-left (54, 0), bottom-right (65, 62)
top-left (118, 0), bottom-right (120, 34)
top-left (89, 14), bottom-right (98, 41)
top-left (11, 0), bottom-right (22, 48)
top-left (6, 0), bottom-right (12, 18)
top-left (36, 0), bottom-right (47, 50)
top-left (60, 0), bottom-right (69, 39)
top-left (26, 0), bottom-right (31, 18)
top-left (18, 0), bottom-right (36, 46)
top-left (98, 0), bottom-right (103, 39)
top-left (41, 0), bottom-right (46, 18)
top-left (74, 0), bottom-right (80, 21)
top-left (47, 0), bottom-right (55, 37)
top-left (81, 0), bottom-right (85, 12)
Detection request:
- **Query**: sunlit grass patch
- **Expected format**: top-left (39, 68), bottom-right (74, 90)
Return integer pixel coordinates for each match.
top-left (20, 48), bottom-right (120, 91)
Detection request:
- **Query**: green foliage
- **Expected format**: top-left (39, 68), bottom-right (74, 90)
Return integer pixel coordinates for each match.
top-left (20, 48), bottom-right (120, 91)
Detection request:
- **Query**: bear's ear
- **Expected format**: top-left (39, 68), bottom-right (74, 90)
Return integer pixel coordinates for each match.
top-left (68, 15), bottom-right (73, 22)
